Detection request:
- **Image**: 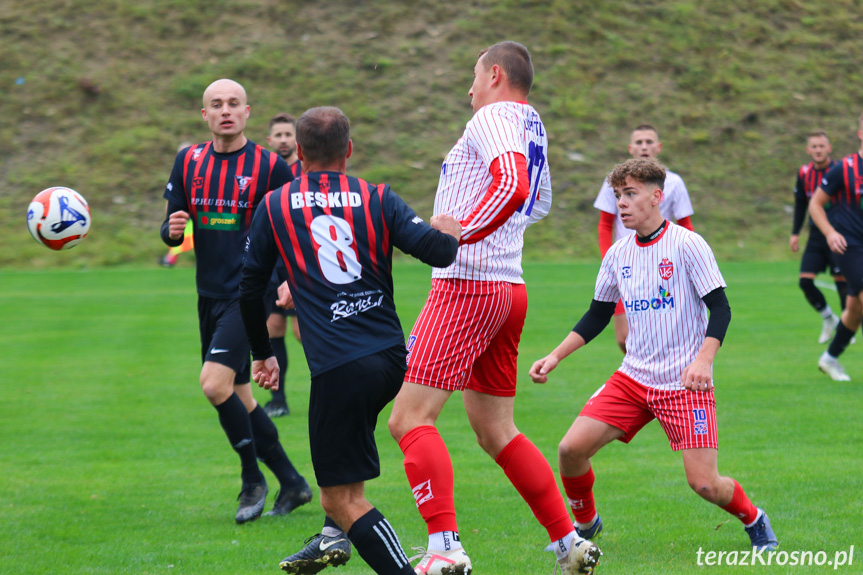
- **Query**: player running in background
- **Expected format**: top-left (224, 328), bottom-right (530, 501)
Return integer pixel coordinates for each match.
top-left (240, 106), bottom-right (461, 575)
top-left (160, 79), bottom-right (311, 523)
top-left (810, 113), bottom-right (863, 381)
top-left (594, 124), bottom-right (694, 353)
top-left (262, 113), bottom-right (303, 417)
top-left (387, 41), bottom-right (601, 575)
top-left (530, 158), bottom-right (778, 553)
top-left (789, 130), bottom-right (846, 343)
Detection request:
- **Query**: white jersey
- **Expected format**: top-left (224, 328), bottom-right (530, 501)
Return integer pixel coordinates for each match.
top-left (432, 101), bottom-right (551, 282)
top-left (595, 223), bottom-right (725, 390)
top-left (593, 170), bottom-right (693, 241)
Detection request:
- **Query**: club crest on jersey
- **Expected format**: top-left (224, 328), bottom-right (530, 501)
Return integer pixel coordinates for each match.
top-left (621, 266), bottom-right (632, 279)
top-left (191, 147), bottom-right (203, 161)
top-left (236, 175), bottom-right (252, 194)
top-left (659, 258), bottom-right (674, 280)
top-left (624, 285), bottom-right (674, 314)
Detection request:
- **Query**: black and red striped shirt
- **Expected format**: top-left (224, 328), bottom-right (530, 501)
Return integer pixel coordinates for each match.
top-left (240, 171), bottom-right (457, 376)
top-left (163, 140), bottom-right (293, 298)
top-left (792, 159), bottom-right (835, 235)
top-left (821, 152), bottom-right (863, 245)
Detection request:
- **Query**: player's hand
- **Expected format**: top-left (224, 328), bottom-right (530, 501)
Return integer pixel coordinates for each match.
top-left (276, 281), bottom-right (294, 310)
top-left (681, 358), bottom-right (713, 391)
top-left (827, 231), bottom-right (847, 254)
top-left (168, 210), bottom-right (190, 240)
top-left (529, 355), bottom-right (560, 384)
top-left (430, 214), bottom-right (462, 243)
top-left (251, 357), bottom-right (280, 391)
top-left (789, 235), bottom-right (799, 252)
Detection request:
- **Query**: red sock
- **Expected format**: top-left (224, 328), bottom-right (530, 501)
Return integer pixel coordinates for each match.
top-left (561, 468), bottom-right (597, 525)
top-left (721, 479), bottom-right (759, 525)
top-left (495, 434), bottom-right (573, 542)
top-left (398, 425), bottom-right (457, 534)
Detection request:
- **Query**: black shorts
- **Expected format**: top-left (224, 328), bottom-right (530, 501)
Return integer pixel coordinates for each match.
top-left (197, 296), bottom-right (251, 384)
top-left (308, 345), bottom-right (407, 487)
top-left (834, 245), bottom-right (863, 296)
top-left (800, 230), bottom-right (842, 276)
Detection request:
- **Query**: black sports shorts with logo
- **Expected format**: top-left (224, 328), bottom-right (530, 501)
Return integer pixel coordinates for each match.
top-left (308, 345), bottom-right (407, 487)
top-left (800, 228), bottom-right (842, 277)
top-left (197, 296), bottom-right (251, 384)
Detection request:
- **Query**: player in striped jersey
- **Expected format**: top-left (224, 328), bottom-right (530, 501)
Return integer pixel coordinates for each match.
top-left (790, 131), bottom-right (845, 344)
top-left (240, 107), bottom-right (461, 575)
top-left (594, 124), bottom-right (694, 353)
top-left (387, 41), bottom-right (601, 575)
top-left (262, 112), bottom-right (303, 418)
top-left (809, 112), bottom-right (863, 381)
top-left (530, 158), bottom-right (778, 552)
top-left (161, 79), bottom-right (311, 524)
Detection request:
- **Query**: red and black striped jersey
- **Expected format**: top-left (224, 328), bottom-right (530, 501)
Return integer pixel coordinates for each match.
top-left (163, 140), bottom-right (293, 298)
top-left (242, 171), bottom-right (457, 376)
top-left (821, 153), bottom-right (863, 245)
top-left (792, 159), bottom-right (836, 235)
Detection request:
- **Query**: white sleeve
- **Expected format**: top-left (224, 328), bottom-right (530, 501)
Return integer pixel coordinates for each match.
top-left (683, 233), bottom-right (726, 297)
top-left (594, 244), bottom-right (621, 302)
top-left (593, 180), bottom-right (618, 215)
top-left (526, 168), bottom-right (552, 225)
top-left (667, 172), bottom-right (694, 220)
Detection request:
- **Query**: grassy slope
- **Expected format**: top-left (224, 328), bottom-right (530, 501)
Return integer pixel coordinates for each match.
top-left (2, 1), bottom-right (863, 267)
top-left (1, 262), bottom-right (861, 574)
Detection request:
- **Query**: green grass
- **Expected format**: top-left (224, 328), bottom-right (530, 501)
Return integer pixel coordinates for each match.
top-left (1, 260), bottom-right (861, 574)
top-left (4, 2), bottom-right (863, 266)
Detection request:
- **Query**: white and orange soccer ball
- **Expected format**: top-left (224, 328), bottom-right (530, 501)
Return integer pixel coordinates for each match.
top-left (26, 187), bottom-right (91, 250)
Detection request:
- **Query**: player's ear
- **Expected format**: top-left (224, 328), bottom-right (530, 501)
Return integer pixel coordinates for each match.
top-left (296, 143), bottom-right (305, 162)
top-left (346, 139), bottom-right (353, 159)
top-left (201, 108), bottom-right (207, 121)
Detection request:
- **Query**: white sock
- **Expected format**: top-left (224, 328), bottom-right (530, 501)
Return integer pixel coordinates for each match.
top-left (552, 532), bottom-right (576, 561)
top-left (427, 531), bottom-right (462, 551)
top-left (576, 513), bottom-right (599, 533)
top-left (321, 526), bottom-right (342, 537)
top-left (744, 509), bottom-right (763, 529)
top-left (821, 306), bottom-right (834, 320)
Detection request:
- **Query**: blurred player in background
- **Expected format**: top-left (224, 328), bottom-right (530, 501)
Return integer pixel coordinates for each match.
top-left (387, 41), bottom-right (601, 575)
top-left (241, 106), bottom-right (461, 575)
top-left (262, 113), bottom-right (303, 417)
top-left (160, 79), bottom-right (311, 523)
top-left (789, 130), bottom-right (846, 343)
top-left (810, 113), bottom-right (863, 381)
top-left (531, 158), bottom-right (778, 553)
top-left (594, 124), bottom-right (694, 353)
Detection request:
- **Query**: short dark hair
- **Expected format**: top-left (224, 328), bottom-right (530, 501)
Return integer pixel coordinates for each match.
top-left (608, 158), bottom-right (666, 191)
top-left (632, 124), bottom-right (659, 139)
top-left (807, 129), bottom-right (829, 141)
top-left (478, 41), bottom-right (533, 95)
top-left (296, 107), bottom-right (350, 164)
top-left (269, 112), bottom-right (296, 131)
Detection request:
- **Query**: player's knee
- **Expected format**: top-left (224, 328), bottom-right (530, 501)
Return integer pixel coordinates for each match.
top-left (799, 276), bottom-right (815, 290)
top-left (200, 375), bottom-right (230, 405)
top-left (558, 437), bottom-right (591, 466)
top-left (686, 474), bottom-right (721, 502)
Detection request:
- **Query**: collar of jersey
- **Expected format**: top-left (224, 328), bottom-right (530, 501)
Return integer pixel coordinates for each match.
top-left (635, 220), bottom-right (669, 247)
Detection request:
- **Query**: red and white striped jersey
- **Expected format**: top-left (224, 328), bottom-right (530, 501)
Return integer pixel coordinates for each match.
top-left (593, 170), bottom-right (693, 241)
top-left (594, 223), bottom-right (726, 390)
top-left (432, 101), bottom-right (551, 282)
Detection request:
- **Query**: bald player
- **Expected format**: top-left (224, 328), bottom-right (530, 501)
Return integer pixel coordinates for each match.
top-left (594, 124), bottom-right (694, 353)
top-left (161, 79), bottom-right (311, 523)
top-left (530, 158), bottom-right (778, 553)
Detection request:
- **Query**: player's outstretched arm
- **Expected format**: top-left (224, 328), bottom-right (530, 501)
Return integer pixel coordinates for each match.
top-left (430, 214), bottom-right (462, 243)
top-left (529, 331), bottom-right (586, 384)
top-left (251, 357), bottom-right (280, 391)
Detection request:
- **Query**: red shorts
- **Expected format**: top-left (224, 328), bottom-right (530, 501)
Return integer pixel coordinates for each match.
top-left (404, 279), bottom-right (526, 397)
top-left (580, 371), bottom-right (718, 451)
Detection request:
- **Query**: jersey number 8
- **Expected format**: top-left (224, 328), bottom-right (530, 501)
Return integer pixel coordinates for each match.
top-left (310, 214), bottom-right (363, 285)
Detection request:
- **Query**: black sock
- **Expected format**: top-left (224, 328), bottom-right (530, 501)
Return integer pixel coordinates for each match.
top-left (800, 277), bottom-right (827, 312)
top-left (836, 281), bottom-right (849, 311)
top-left (248, 405), bottom-right (303, 488)
top-left (828, 320), bottom-right (856, 358)
top-left (215, 393), bottom-right (263, 484)
top-left (347, 508), bottom-right (413, 575)
top-left (270, 336), bottom-right (288, 404)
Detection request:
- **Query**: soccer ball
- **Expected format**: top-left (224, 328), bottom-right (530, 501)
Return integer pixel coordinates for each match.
top-left (26, 187), bottom-right (91, 250)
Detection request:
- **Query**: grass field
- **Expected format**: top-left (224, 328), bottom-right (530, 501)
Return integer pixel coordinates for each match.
top-left (1, 260), bottom-right (861, 574)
